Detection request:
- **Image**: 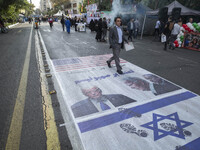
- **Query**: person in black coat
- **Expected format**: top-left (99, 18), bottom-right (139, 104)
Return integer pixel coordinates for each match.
top-left (102, 17), bottom-right (108, 42)
top-left (89, 19), bottom-right (95, 32)
top-left (74, 16), bottom-right (78, 31)
top-left (60, 15), bottom-right (65, 31)
top-left (163, 17), bottom-right (174, 50)
top-left (96, 18), bottom-right (103, 42)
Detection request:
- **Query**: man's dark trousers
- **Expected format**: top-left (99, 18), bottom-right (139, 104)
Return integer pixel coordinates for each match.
top-left (128, 30), bottom-right (133, 41)
top-left (62, 24), bottom-right (65, 31)
top-left (108, 44), bottom-right (122, 71)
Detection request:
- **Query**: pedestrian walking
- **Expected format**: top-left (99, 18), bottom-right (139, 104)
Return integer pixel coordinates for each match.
top-left (106, 17), bottom-right (128, 75)
top-left (154, 19), bottom-right (160, 40)
top-left (48, 16), bottom-right (53, 28)
top-left (74, 16), bottom-right (78, 31)
top-left (61, 15), bottom-right (65, 31)
top-left (94, 19), bottom-right (98, 32)
top-left (163, 17), bottom-right (174, 50)
top-left (134, 18), bottom-right (140, 39)
top-left (89, 19), bottom-right (95, 32)
top-left (38, 18), bottom-right (41, 25)
top-left (28, 17), bottom-right (32, 24)
top-left (127, 18), bottom-right (135, 41)
top-left (102, 17), bottom-right (108, 42)
top-left (65, 17), bottom-right (71, 34)
top-left (169, 21), bottom-right (180, 50)
top-left (35, 18), bottom-right (39, 29)
top-left (95, 18), bottom-right (102, 42)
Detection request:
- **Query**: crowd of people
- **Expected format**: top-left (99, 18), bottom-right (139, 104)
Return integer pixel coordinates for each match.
top-left (88, 17), bottom-right (109, 42)
top-left (127, 18), bottom-right (140, 41)
top-left (152, 17), bottom-right (197, 51)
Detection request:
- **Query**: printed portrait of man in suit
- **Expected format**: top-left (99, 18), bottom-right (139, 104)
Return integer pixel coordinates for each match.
top-left (124, 74), bottom-right (181, 96)
top-left (71, 85), bottom-right (137, 118)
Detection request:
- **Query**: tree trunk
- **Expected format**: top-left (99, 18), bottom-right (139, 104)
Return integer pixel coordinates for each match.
top-left (154, 0), bottom-right (159, 10)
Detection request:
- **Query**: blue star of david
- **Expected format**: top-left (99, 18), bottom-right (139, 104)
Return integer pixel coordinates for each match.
top-left (141, 112), bottom-right (193, 141)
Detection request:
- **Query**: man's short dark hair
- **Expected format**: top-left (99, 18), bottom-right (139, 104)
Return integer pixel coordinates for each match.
top-left (114, 16), bottom-right (121, 22)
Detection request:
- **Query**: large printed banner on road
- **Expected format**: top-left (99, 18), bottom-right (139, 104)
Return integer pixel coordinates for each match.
top-left (52, 54), bottom-right (200, 150)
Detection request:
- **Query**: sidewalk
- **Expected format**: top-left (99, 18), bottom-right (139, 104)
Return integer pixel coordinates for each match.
top-left (8, 22), bottom-right (19, 28)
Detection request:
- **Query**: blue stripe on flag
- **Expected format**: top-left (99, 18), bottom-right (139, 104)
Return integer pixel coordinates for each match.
top-left (178, 137), bottom-right (200, 150)
top-left (78, 91), bottom-right (197, 133)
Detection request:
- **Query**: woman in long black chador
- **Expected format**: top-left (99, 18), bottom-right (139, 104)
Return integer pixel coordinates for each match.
top-left (95, 18), bottom-right (103, 42)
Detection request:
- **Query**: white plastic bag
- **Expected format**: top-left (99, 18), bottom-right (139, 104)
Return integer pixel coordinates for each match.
top-left (161, 34), bottom-right (166, 43)
top-left (125, 42), bottom-right (135, 51)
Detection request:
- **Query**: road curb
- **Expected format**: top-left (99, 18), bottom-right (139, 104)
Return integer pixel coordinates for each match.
top-left (8, 22), bottom-right (19, 28)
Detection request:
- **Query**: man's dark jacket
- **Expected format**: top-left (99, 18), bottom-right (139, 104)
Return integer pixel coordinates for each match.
top-left (71, 94), bottom-right (136, 118)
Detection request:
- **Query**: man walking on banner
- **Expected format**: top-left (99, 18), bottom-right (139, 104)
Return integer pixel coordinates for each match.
top-left (107, 17), bottom-right (128, 75)
top-left (71, 85), bottom-right (136, 118)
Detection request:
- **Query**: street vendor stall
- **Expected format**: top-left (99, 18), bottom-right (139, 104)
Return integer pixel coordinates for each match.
top-left (175, 22), bottom-right (200, 51)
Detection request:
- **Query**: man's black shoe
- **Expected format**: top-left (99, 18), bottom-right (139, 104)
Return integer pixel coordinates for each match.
top-left (117, 70), bottom-right (123, 74)
top-left (106, 61), bottom-right (111, 68)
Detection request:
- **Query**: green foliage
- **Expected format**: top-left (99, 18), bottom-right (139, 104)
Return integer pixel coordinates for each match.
top-left (141, 0), bottom-right (200, 11)
top-left (81, 0), bottom-right (96, 13)
top-left (0, 0), bottom-right (34, 23)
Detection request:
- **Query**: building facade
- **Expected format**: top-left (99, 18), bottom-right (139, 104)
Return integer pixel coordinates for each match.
top-left (40, 0), bottom-right (52, 12)
top-left (65, 0), bottom-right (83, 15)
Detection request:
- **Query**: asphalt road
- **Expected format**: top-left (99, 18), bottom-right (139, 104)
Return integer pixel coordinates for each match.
top-left (0, 23), bottom-right (46, 149)
top-left (0, 22), bottom-right (199, 150)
